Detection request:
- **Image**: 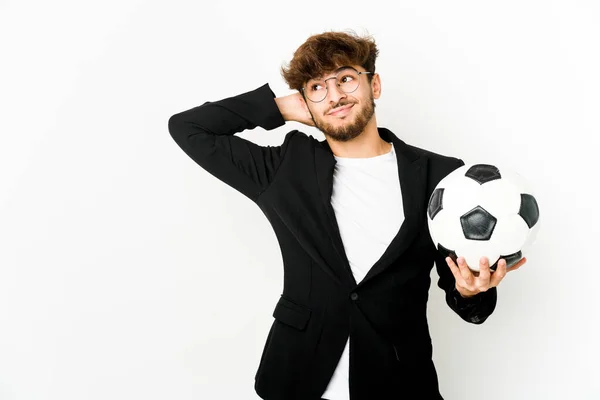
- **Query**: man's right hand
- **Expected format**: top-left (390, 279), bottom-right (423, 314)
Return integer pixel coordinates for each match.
top-left (275, 92), bottom-right (315, 127)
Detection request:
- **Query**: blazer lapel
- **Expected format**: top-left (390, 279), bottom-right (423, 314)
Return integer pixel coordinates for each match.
top-left (359, 129), bottom-right (428, 287)
top-left (315, 127), bottom-right (429, 288)
top-left (315, 143), bottom-right (357, 288)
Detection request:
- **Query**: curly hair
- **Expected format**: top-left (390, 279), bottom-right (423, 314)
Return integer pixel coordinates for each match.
top-left (280, 29), bottom-right (379, 92)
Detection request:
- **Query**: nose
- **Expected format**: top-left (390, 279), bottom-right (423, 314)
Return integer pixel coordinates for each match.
top-left (325, 79), bottom-right (347, 105)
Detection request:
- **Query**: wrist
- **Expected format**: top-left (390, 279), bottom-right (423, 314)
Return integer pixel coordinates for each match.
top-left (274, 96), bottom-right (294, 122)
top-left (456, 286), bottom-right (476, 299)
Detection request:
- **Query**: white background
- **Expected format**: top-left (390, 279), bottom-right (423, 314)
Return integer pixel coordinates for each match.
top-left (1, 0), bottom-right (599, 399)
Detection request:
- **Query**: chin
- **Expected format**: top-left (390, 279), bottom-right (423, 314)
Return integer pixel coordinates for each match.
top-left (313, 97), bottom-right (375, 142)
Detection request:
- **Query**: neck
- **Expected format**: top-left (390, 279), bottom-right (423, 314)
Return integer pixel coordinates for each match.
top-left (326, 116), bottom-right (392, 158)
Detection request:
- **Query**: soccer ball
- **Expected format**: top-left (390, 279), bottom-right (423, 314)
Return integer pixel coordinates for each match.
top-left (427, 164), bottom-right (540, 272)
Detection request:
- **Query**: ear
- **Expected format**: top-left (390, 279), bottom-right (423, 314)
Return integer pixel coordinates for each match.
top-left (371, 73), bottom-right (381, 99)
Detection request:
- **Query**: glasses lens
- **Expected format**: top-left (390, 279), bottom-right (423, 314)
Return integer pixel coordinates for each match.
top-left (337, 68), bottom-right (360, 93)
top-left (305, 68), bottom-right (361, 102)
top-left (305, 78), bottom-right (327, 102)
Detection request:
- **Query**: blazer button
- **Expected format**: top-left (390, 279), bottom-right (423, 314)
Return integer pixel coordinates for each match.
top-left (350, 292), bottom-right (359, 301)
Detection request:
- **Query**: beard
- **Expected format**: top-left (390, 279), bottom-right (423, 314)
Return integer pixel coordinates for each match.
top-left (311, 95), bottom-right (376, 142)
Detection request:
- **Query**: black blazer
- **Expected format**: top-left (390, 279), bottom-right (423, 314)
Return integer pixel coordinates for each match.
top-left (167, 83), bottom-right (497, 400)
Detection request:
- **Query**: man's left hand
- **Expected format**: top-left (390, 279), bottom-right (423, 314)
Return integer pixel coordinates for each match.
top-left (446, 256), bottom-right (527, 298)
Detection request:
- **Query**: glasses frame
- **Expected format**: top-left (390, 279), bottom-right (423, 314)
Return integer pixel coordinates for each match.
top-left (300, 66), bottom-right (373, 103)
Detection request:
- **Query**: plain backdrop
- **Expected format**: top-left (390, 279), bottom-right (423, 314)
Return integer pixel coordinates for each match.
top-left (1, 0), bottom-right (599, 399)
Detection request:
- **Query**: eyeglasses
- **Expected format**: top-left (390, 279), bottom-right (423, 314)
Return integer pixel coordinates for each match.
top-left (301, 66), bottom-right (372, 103)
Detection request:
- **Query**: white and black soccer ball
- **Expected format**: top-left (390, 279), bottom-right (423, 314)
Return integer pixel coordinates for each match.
top-left (427, 164), bottom-right (540, 272)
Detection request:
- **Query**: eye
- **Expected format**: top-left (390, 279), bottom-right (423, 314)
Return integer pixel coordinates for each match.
top-left (310, 83), bottom-right (323, 91)
top-left (339, 74), bottom-right (354, 83)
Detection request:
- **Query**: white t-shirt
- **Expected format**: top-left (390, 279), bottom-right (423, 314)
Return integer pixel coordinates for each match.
top-left (321, 142), bottom-right (405, 400)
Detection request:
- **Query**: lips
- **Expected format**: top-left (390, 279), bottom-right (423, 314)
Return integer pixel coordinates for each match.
top-left (328, 103), bottom-right (354, 116)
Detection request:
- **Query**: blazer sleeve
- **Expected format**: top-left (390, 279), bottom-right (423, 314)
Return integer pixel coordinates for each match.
top-left (167, 83), bottom-right (290, 202)
top-left (433, 158), bottom-right (498, 324)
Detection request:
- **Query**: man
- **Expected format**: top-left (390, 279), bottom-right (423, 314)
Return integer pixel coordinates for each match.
top-left (168, 30), bottom-right (526, 400)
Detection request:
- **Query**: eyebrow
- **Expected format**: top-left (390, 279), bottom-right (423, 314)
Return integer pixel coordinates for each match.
top-left (314, 66), bottom-right (353, 81)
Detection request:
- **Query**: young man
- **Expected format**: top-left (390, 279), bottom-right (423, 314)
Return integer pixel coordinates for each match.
top-left (168, 30), bottom-right (526, 400)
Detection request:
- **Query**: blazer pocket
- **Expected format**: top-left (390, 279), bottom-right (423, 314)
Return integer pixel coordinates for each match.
top-left (272, 295), bottom-right (312, 331)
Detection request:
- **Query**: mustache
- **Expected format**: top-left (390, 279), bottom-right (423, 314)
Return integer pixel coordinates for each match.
top-left (327, 101), bottom-right (356, 115)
